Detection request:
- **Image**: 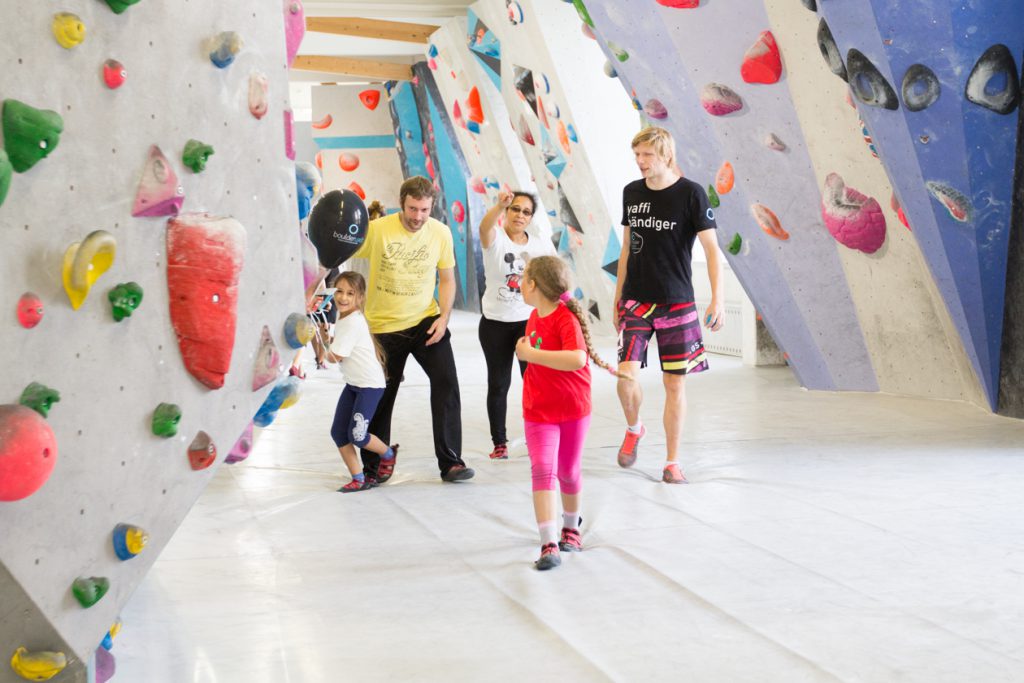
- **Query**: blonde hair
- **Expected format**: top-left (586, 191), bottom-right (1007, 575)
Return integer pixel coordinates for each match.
top-left (523, 256), bottom-right (630, 379)
top-left (332, 271), bottom-right (387, 372)
top-left (367, 200), bottom-right (386, 221)
top-left (631, 126), bottom-right (676, 167)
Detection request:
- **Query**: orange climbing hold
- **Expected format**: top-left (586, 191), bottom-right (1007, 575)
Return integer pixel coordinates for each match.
top-left (359, 89), bottom-right (380, 110)
top-left (557, 120), bottom-right (571, 154)
top-left (741, 31), bottom-right (782, 84)
top-left (752, 203), bottom-right (789, 240)
top-left (466, 87), bottom-right (484, 124)
top-left (715, 162), bottom-right (734, 194)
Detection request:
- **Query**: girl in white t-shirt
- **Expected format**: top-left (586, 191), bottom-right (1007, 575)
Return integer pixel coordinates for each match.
top-left (478, 189), bottom-right (556, 460)
top-left (325, 272), bottom-right (397, 492)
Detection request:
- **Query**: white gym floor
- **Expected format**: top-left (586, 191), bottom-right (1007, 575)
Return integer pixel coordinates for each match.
top-left (117, 311), bottom-right (1024, 682)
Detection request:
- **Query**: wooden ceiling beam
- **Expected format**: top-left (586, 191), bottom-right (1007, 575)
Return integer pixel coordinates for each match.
top-left (305, 17), bottom-right (438, 44)
top-left (291, 55), bottom-right (414, 81)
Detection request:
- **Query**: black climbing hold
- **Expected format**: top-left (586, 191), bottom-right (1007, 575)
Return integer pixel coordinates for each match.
top-left (847, 49), bottom-right (899, 110)
top-left (965, 44), bottom-right (1020, 115)
top-left (901, 63), bottom-right (941, 112)
top-left (817, 19), bottom-right (847, 82)
top-left (800, 0), bottom-right (816, 11)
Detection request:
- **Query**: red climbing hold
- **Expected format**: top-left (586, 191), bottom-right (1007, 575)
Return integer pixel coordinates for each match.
top-left (187, 431), bottom-right (217, 471)
top-left (741, 31), bottom-right (782, 84)
top-left (466, 87), bottom-right (484, 124)
top-left (656, 0), bottom-right (699, 6)
top-left (348, 181), bottom-right (366, 200)
top-left (167, 214), bottom-right (246, 390)
top-left (359, 89), bottom-right (380, 111)
top-left (0, 404), bottom-right (58, 502)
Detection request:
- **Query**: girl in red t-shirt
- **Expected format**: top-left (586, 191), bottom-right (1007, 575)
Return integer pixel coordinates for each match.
top-left (515, 256), bottom-right (629, 570)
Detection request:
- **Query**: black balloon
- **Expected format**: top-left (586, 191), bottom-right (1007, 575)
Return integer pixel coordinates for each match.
top-left (307, 189), bottom-right (369, 268)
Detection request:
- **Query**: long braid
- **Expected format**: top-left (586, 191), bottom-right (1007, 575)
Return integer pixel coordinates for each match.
top-left (526, 256), bottom-right (633, 380)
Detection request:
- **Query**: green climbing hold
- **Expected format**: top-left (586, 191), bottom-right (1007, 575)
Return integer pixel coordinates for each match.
top-left (72, 576), bottom-right (110, 608)
top-left (152, 403), bottom-right (181, 437)
top-left (727, 233), bottom-right (742, 255)
top-left (2, 100), bottom-right (64, 173)
top-left (108, 282), bottom-right (143, 321)
top-left (0, 150), bottom-right (12, 208)
top-left (19, 382), bottom-right (60, 418)
top-left (183, 139), bottom-right (214, 173)
top-left (104, 0), bottom-right (142, 13)
top-left (572, 0), bottom-right (594, 28)
top-left (707, 184), bottom-right (720, 208)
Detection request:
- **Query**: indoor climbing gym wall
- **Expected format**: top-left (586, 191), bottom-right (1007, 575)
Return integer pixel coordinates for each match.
top-left (0, 2), bottom-right (306, 681)
top-left (387, 63), bottom-right (483, 312)
top-left (310, 83), bottom-right (404, 210)
top-left (578, 0), bottom-right (1023, 408)
top-left (430, 0), bottom-right (638, 325)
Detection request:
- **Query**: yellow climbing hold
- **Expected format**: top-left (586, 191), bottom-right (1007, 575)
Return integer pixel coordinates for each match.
top-left (62, 230), bottom-right (116, 310)
top-left (52, 13), bottom-right (86, 49)
top-left (10, 647), bottom-right (67, 681)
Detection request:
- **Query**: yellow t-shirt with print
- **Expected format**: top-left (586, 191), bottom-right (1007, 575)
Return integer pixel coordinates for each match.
top-left (352, 212), bottom-right (456, 334)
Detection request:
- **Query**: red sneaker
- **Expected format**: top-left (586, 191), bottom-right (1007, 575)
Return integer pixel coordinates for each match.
top-left (663, 463), bottom-right (688, 484)
top-left (534, 543), bottom-right (561, 571)
top-left (376, 444), bottom-right (399, 483)
top-left (559, 527), bottom-right (583, 552)
top-left (489, 443), bottom-right (508, 460)
top-left (617, 425), bottom-right (646, 468)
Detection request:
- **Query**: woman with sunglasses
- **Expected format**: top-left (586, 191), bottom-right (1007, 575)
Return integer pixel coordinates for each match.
top-left (478, 189), bottom-right (556, 460)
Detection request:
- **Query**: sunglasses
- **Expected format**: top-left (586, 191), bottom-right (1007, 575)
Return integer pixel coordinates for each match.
top-left (508, 206), bottom-right (534, 216)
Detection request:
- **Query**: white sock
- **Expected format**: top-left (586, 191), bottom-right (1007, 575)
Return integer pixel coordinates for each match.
top-left (538, 521), bottom-right (559, 546)
top-left (562, 511), bottom-right (579, 530)
top-left (627, 421), bottom-right (643, 433)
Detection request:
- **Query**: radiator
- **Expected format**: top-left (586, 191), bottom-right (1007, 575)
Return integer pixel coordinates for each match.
top-left (695, 300), bottom-right (743, 356)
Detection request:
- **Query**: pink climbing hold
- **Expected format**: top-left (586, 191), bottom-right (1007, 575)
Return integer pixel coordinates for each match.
top-left (283, 0), bottom-right (305, 67)
top-left (284, 109), bottom-right (296, 161)
top-left (132, 146), bottom-right (183, 217)
top-left (700, 83), bottom-right (743, 116)
top-left (471, 177), bottom-right (486, 194)
top-left (821, 173), bottom-right (886, 254)
top-left (452, 200), bottom-right (465, 224)
top-left (225, 421), bottom-right (254, 464)
top-left (17, 293), bottom-right (43, 329)
top-left (656, 0), bottom-right (700, 7)
top-left (644, 99), bottom-right (668, 119)
top-left (741, 31), bottom-right (782, 84)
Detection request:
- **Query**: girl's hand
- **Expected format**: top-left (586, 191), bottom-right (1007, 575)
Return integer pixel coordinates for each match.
top-left (497, 189), bottom-right (514, 209)
top-left (515, 335), bottom-right (533, 361)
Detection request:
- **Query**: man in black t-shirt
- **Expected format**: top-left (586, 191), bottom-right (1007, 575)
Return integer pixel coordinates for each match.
top-left (613, 127), bottom-right (724, 484)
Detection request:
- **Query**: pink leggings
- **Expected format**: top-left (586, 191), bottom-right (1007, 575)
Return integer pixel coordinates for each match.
top-left (525, 416), bottom-right (591, 494)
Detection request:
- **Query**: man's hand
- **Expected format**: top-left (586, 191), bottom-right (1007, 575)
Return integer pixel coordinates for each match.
top-left (703, 299), bottom-right (725, 332)
top-left (425, 313), bottom-right (449, 346)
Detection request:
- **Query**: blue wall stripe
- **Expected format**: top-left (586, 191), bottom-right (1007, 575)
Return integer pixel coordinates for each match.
top-left (314, 135), bottom-right (395, 150)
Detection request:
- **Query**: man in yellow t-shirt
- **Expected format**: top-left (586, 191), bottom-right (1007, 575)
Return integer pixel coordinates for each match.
top-left (351, 176), bottom-right (474, 483)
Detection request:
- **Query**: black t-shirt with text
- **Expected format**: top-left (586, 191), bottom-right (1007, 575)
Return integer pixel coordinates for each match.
top-left (620, 176), bottom-right (717, 303)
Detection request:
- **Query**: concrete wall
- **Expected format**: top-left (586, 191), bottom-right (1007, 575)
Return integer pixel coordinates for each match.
top-left (0, 1), bottom-right (304, 678)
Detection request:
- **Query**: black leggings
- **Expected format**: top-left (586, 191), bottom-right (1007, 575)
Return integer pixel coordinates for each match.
top-left (478, 316), bottom-right (528, 446)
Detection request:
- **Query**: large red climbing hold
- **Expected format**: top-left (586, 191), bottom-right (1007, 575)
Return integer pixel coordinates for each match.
top-left (359, 89), bottom-right (380, 110)
top-left (741, 31), bottom-right (782, 84)
top-left (167, 214), bottom-right (246, 390)
top-left (466, 87), bottom-right (484, 124)
top-left (0, 404), bottom-right (58, 502)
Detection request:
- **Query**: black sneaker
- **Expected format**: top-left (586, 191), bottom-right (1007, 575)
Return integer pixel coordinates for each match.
top-left (441, 464), bottom-right (475, 482)
top-left (534, 543), bottom-right (561, 571)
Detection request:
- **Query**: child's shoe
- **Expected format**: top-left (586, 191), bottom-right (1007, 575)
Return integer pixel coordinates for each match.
top-left (558, 527), bottom-right (583, 552)
top-left (377, 444), bottom-right (399, 483)
top-left (337, 477), bottom-right (373, 493)
top-left (617, 425), bottom-right (646, 468)
top-left (488, 443), bottom-right (508, 460)
top-left (534, 543), bottom-right (561, 571)
top-left (662, 462), bottom-right (688, 484)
